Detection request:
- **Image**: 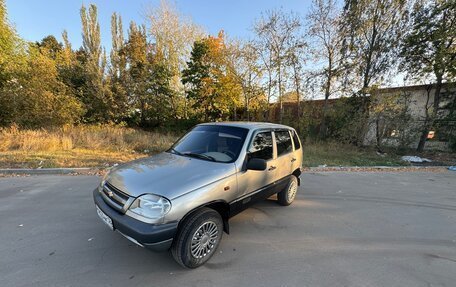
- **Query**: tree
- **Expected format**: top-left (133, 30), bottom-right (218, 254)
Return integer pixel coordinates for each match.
top-left (36, 35), bottom-right (62, 60)
top-left (57, 31), bottom-right (89, 113)
top-left (227, 41), bottom-right (265, 121)
top-left (337, 0), bottom-right (408, 145)
top-left (256, 39), bottom-right (276, 120)
top-left (254, 9), bottom-right (303, 123)
top-left (0, 0), bottom-right (20, 85)
top-left (124, 22), bottom-right (150, 125)
top-left (368, 90), bottom-right (413, 151)
top-left (182, 32), bottom-right (241, 121)
top-left (109, 13), bottom-right (129, 121)
top-left (124, 22), bottom-right (174, 126)
top-left (145, 0), bottom-right (204, 118)
top-left (1, 43), bottom-right (84, 127)
top-left (0, 0), bottom-right (27, 126)
top-left (400, 0), bottom-right (456, 151)
top-left (80, 4), bottom-right (112, 122)
top-left (342, 0), bottom-right (408, 91)
top-left (285, 36), bottom-right (306, 128)
top-left (307, 0), bottom-right (345, 138)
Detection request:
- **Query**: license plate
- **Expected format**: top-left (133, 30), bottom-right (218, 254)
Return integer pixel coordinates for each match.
top-left (96, 205), bottom-right (114, 230)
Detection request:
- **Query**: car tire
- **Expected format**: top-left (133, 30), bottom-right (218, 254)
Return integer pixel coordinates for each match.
top-left (277, 175), bottom-right (298, 206)
top-left (171, 207), bottom-right (223, 268)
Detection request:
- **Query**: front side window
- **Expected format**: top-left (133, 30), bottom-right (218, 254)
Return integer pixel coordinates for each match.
top-left (249, 132), bottom-right (273, 161)
top-left (275, 130), bottom-right (292, 157)
top-left (169, 125), bottom-right (249, 163)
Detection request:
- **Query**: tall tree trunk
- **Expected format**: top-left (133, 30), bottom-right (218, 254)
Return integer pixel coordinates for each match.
top-left (417, 85), bottom-right (434, 152)
top-left (320, 94), bottom-right (329, 139)
top-left (292, 59), bottom-right (301, 130)
top-left (320, 60), bottom-right (332, 139)
top-left (432, 75), bottom-right (443, 118)
top-left (417, 77), bottom-right (443, 152)
top-left (266, 75), bottom-right (272, 121)
top-left (278, 63), bottom-right (283, 124)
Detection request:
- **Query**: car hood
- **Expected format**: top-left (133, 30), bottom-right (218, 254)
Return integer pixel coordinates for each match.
top-left (105, 152), bottom-right (236, 200)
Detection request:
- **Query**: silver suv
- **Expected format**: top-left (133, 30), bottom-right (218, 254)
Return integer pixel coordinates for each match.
top-left (93, 122), bottom-right (303, 268)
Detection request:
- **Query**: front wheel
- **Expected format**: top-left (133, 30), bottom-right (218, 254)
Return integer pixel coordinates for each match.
top-left (277, 175), bottom-right (298, 206)
top-left (171, 208), bottom-right (223, 268)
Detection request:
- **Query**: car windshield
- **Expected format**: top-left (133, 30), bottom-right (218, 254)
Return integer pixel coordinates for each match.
top-left (169, 125), bottom-right (249, 163)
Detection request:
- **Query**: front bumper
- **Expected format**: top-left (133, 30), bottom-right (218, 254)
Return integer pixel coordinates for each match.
top-left (93, 189), bottom-right (178, 251)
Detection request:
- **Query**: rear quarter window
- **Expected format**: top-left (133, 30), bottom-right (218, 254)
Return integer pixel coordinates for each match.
top-left (292, 131), bottom-right (301, 150)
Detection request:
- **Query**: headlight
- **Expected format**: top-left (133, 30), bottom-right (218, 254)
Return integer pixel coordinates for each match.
top-left (128, 194), bottom-right (171, 222)
top-left (98, 172), bottom-right (109, 192)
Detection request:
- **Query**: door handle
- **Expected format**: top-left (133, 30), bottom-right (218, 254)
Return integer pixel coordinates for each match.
top-left (291, 158), bottom-right (296, 163)
top-left (268, 166), bottom-right (276, 171)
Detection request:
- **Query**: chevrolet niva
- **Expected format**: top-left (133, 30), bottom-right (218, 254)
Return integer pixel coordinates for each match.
top-left (93, 122), bottom-right (303, 268)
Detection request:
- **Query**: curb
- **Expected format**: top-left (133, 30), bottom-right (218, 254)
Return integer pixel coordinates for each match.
top-left (302, 166), bottom-right (450, 172)
top-left (0, 168), bottom-right (102, 175)
top-left (0, 165), bottom-right (451, 176)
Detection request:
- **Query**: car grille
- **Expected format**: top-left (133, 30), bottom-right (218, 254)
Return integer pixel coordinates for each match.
top-left (101, 182), bottom-right (133, 213)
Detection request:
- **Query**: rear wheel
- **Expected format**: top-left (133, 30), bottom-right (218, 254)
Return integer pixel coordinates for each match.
top-left (277, 175), bottom-right (298, 206)
top-left (171, 208), bottom-right (223, 268)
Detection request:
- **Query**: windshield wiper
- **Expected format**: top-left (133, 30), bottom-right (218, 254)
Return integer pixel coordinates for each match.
top-left (182, 152), bottom-right (216, 162)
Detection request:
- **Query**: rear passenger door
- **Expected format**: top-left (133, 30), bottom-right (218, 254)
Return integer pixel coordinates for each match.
top-left (273, 130), bottom-right (293, 181)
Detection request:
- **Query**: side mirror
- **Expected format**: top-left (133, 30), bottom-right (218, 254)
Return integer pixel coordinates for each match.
top-left (246, 158), bottom-right (267, 171)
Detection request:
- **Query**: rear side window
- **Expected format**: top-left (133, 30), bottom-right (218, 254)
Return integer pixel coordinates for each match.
top-left (292, 131), bottom-right (301, 150)
top-left (275, 130), bottom-right (292, 156)
top-left (249, 132), bottom-right (273, 161)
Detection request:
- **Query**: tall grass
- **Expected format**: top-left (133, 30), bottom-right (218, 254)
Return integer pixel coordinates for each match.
top-left (0, 124), bottom-right (179, 153)
top-left (303, 141), bottom-right (406, 167)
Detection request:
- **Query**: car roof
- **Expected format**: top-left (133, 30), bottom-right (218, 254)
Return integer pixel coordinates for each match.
top-left (198, 121), bottom-right (294, 131)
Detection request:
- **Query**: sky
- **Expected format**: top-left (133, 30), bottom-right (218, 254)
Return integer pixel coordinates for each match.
top-left (5, 0), bottom-right (313, 50)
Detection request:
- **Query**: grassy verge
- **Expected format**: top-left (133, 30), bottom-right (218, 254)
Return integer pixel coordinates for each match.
top-left (303, 142), bottom-right (408, 167)
top-left (0, 125), bottom-right (453, 168)
top-left (0, 125), bottom-right (178, 168)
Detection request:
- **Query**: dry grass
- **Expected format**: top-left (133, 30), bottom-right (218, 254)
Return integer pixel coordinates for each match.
top-left (303, 141), bottom-right (407, 167)
top-left (2, 125), bottom-right (450, 169)
top-left (0, 125), bottom-right (179, 168)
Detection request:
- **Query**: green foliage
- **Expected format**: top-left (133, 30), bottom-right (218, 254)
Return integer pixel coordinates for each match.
top-left (1, 45), bottom-right (83, 127)
top-left (109, 13), bottom-right (129, 121)
top-left (123, 22), bottom-right (175, 127)
top-left (182, 40), bottom-right (210, 110)
top-left (0, 0), bottom-right (454, 159)
top-left (342, 0), bottom-right (407, 89)
top-left (79, 4), bottom-right (113, 123)
top-left (400, 0), bottom-right (455, 151)
top-left (1, 1), bottom-right (82, 127)
top-left (400, 0), bottom-right (456, 81)
top-left (0, 0), bottom-right (26, 89)
top-left (182, 33), bottom-right (242, 121)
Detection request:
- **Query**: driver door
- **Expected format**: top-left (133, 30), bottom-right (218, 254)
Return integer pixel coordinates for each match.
top-left (232, 130), bottom-right (277, 214)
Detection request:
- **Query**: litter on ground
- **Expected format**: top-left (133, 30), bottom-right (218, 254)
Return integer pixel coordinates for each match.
top-left (401, 156), bottom-right (432, 163)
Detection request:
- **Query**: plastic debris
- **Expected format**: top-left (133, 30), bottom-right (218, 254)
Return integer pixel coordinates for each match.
top-left (449, 166), bottom-right (456, 171)
top-left (401, 156), bottom-right (432, 163)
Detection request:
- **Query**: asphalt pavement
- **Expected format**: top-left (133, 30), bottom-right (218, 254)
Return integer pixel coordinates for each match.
top-left (0, 171), bottom-right (455, 287)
